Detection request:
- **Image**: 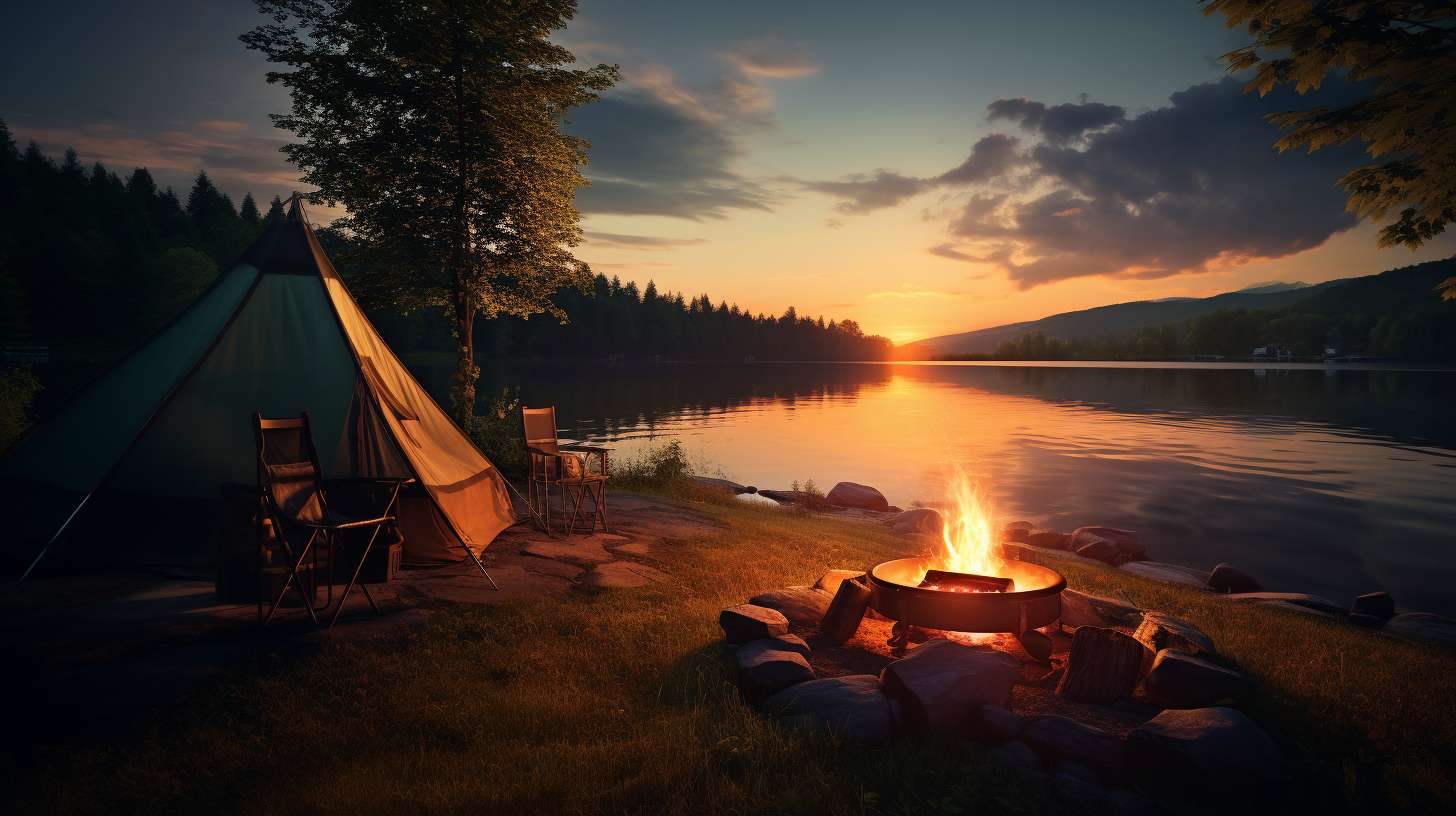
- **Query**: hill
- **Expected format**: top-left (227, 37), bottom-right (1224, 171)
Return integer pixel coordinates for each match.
top-left (899, 280), bottom-right (1338, 357)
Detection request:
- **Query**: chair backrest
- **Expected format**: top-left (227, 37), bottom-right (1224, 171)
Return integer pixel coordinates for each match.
top-left (521, 406), bottom-right (559, 450)
top-left (254, 412), bottom-right (327, 524)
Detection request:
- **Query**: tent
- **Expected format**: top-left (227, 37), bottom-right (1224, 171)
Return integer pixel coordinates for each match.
top-left (2, 198), bottom-right (515, 578)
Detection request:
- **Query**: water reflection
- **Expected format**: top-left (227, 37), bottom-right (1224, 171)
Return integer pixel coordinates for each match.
top-left (464, 361), bottom-right (1456, 615)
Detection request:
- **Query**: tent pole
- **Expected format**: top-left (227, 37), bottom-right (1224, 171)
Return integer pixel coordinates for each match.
top-left (20, 492), bottom-right (92, 582)
top-left (461, 543), bottom-right (500, 591)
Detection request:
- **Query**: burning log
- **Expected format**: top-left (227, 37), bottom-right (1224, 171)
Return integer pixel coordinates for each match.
top-left (820, 575), bottom-right (873, 645)
top-left (1056, 626), bottom-right (1147, 704)
top-left (919, 570), bottom-right (1014, 593)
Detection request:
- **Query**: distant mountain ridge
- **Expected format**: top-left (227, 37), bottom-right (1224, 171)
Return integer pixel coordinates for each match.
top-left (900, 279), bottom-right (1341, 357)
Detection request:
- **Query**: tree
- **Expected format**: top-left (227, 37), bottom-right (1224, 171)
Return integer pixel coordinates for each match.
top-left (1204, 1), bottom-right (1456, 293)
top-left (239, 193), bottom-right (261, 227)
top-left (243, 0), bottom-right (618, 423)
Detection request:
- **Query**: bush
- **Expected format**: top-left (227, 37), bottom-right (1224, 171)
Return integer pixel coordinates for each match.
top-left (0, 366), bottom-right (41, 451)
top-left (613, 439), bottom-right (693, 490)
top-left (467, 387), bottom-right (526, 477)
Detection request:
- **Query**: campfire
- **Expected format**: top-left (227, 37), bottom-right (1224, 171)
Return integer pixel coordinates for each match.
top-left (867, 471), bottom-right (1065, 655)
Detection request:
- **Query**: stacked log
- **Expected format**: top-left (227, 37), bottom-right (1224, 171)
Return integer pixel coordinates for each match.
top-left (1055, 626), bottom-right (1146, 704)
top-left (820, 575), bottom-right (873, 645)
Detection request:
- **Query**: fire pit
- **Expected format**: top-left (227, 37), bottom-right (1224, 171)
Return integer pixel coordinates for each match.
top-left (867, 471), bottom-right (1066, 654)
top-left (868, 556), bottom-right (1065, 645)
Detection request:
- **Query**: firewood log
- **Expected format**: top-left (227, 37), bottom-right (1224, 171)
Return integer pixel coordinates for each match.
top-left (820, 575), bottom-right (873, 644)
top-left (1055, 626), bottom-right (1147, 704)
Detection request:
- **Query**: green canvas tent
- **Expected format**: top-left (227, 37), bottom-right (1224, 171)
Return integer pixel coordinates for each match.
top-left (3, 198), bottom-right (515, 578)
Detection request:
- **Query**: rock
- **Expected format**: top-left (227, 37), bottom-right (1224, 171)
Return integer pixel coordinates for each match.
top-left (813, 569), bottom-right (865, 595)
top-left (1349, 612), bottom-right (1384, 629)
top-left (825, 481), bottom-right (890, 512)
top-left (745, 633), bottom-right (812, 660)
top-left (735, 643), bottom-right (815, 698)
top-left (1119, 561), bottom-right (1212, 589)
top-left (749, 586), bottom-right (833, 628)
top-left (1060, 588), bottom-right (1142, 629)
top-left (719, 604), bottom-right (789, 644)
top-left (990, 740), bottom-right (1042, 773)
top-left (1022, 715), bottom-right (1125, 776)
top-left (764, 675), bottom-right (896, 745)
top-left (1057, 626), bottom-right (1147, 704)
top-left (756, 489), bottom-right (799, 505)
top-left (1073, 536), bottom-right (1122, 565)
top-left (1126, 707), bottom-right (1282, 798)
top-left (1104, 789), bottom-right (1156, 816)
top-left (1053, 759), bottom-right (1100, 785)
top-left (1207, 563), bottom-right (1263, 594)
top-left (966, 704), bottom-right (1025, 743)
top-left (1002, 540), bottom-right (1101, 568)
top-left (879, 639), bottom-right (1021, 733)
top-left (1383, 612), bottom-right (1456, 646)
top-left (1002, 521), bottom-right (1034, 543)
top-left (1225, 592), bottom-right (1346, 616)
top-left (1133, 612), bottom-right (1215, 656)
top-left (1025, 530), bottom-right (1071, 550)
top-left (581, 560), bottom-right (669, 588)
top-left (888, 507), bottom-right (944, 535)
top-left (1016, 629), bottom-right (1054, 663)
top-left (688, 475), bottom-right (755, 494)
top-left (1352, 591), bottom-right (1395, 622)
top-left (1053, 767), bottom-right (1105, 806)
top-left (1070, 526), bottom-right (1145, 564)
top-left (1142, 649), bottom-right (1251, 708)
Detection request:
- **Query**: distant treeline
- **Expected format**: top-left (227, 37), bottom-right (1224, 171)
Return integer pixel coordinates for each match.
top-left (0, 129), bottom-right (890, 433)
top-left (981, 260), bottom-right (1456, 361)
top-left (366, 276), bottom-right (893, 363)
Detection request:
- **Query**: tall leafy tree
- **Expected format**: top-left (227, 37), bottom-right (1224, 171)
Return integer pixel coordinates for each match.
top-left (242, 0), bottom-right (618, 422)
top-left (1203, 1), bottom-right (1456, 297)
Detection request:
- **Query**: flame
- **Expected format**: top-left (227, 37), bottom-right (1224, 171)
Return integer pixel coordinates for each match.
top-left (934, 469), bottom-right (1003, 578)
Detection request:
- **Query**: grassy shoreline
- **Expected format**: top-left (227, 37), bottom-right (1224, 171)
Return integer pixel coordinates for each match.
top-left (12, 488), bottom-right (1455, 814)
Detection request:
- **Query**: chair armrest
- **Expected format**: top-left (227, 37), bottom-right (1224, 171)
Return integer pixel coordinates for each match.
top-left (558, 444), bottom-right (608, 454)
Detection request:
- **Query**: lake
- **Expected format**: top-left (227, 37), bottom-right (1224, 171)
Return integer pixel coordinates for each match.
top-left (471, 360), bottom-right (1456, 616)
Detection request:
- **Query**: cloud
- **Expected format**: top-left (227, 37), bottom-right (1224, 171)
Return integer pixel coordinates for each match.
top-left (801, 134), bottom-right (1022, 214)
top-left (570, 89), bottom-right (775, 219)
top-left (195, 120), bottom-right (249, 133)
top-left (986, 98), bottom-right (1125, 144)
top-left (866, 285), bottom-right (968, 300)
top-left (955, 78), bottom-right (1364, 288)
top-left (583, 231), bottom-right (706, 250)
top-left (805, 77), bottom-right (1367, 289)
top-left (719, 36), bottom-right (818, 79)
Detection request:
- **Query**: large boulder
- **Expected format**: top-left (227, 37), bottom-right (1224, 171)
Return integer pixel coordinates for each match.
top-left (1225, 592), bottom-right (1346, 616)
top-left (736, 641), bottom-right (815, 698)
top-left (1022, 715), bottom-right (1126, 777)
top-left (749, 586), bottom-right (833, 628)
top-left (747, 633), bottom-right (812, 660)
top-left (879, 639), bottom-right (1021, 733)
top-left (1207, 563), bottom-right (1262, 594)
top-left (1069, 526), bottom-right (1145, 564)
top-left (1351, 591), bottom-right (1395, 622)
top-left (813, 569), bottom-right (865, 596)
top-left (966, 704), bottom-right (1025, 743)
top-left (765, 675), bottom-right (897, 745)
top-left (1060, 588), bottom-right (1142, 629)
top-left (1133, 612), bottom-right (1215, 656)
top-left (1120, 561), bottom-right (1212, 589)
top-left (1383, 612), bottom-right (1456, 646)
top-left (1025, 530), bottom-right (1072, 550)
top-left (888, 507), bottom-right (944, 535)
top-left (1125, 707), bottom-right (1282, 798)
top-left (719, 604), bottom-right (789, 644)
top-left (1142, 649), bottom-right (1251, 708)
top-left (826, 481), bottom-right (890, 512)
top-left (1002, 521), bottom-right (1034, 543)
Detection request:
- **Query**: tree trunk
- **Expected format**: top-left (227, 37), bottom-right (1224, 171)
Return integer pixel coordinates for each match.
top-left (451, 293), bottom-right (478, 428)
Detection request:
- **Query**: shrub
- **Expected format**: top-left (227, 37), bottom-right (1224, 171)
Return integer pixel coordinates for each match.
top-left (0, 366), bottom-right (41, 451)
top-left (467, 387), bottom-right (526, 477)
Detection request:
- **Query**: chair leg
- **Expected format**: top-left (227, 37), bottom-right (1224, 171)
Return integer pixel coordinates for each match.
top-left (328, 524), bottom-right (383, 629)
top-left (265, 530), bottom-right (320, 626)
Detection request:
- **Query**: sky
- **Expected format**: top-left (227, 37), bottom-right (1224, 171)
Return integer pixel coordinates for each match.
top-left (3, 1), bottom-right (1452, 344)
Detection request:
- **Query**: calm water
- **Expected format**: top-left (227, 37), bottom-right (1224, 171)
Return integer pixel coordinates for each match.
top-left (471, 360), bottom-right (1456, 615)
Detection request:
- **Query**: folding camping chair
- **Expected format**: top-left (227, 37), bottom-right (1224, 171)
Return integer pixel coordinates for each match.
top-left (254, 412), bottom-right (412, 628)
top-left (522, 406), bottom-right (611, 536)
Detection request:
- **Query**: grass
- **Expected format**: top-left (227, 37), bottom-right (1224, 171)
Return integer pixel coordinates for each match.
top-left (12, 488), bottom-right (1456, 815)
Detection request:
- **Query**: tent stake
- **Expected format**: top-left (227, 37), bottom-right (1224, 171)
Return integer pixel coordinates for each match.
top-left (20, 492), bottom-right (92, 582)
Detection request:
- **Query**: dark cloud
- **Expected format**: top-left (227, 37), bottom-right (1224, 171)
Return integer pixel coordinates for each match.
top-left (583, 231), bottom-right (706, 249)
top-left (986, 98), bottom-right (1125, 144)
top-left (800, 134), bottom-right (1022, 214)
top-left (569, 91), bottom-right (774, 220)
top-left (957, 78), bottom-right (1364, 288)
